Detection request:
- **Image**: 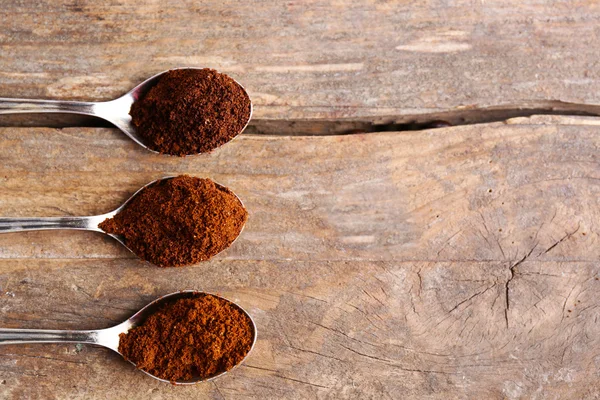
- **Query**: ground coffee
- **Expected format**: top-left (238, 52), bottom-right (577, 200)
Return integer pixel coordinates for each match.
top-left (119, 293), bottom-right (254, 382)
top-left (99, 175), bottom-right (247, 267)
top-left (130, 68), bottom-right (251, 156)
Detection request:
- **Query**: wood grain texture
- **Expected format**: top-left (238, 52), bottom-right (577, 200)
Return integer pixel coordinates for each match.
top-left (1, 1), bottom-right (600, 120)
top-left (0, 117), bottom-right (599, 398)
top-left (2, 1), bottom-right (600, 397)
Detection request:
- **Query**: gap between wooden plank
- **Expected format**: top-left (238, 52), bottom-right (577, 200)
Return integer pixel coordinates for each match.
top-left (1, 100), bottom-right (600, 135)
top-left (247, 101), bottom-right (600, 135)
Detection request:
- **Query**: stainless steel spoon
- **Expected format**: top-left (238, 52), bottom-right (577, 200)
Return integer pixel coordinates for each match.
top-left (0, 290), bottom-right (257, 384)
top-left (0, 177), bottom-right (246, 263)
top-left (0, 68), bottom-right (253, 155)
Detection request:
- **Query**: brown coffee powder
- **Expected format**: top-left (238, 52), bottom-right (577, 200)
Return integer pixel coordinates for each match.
top-left (99, 175), bottom-right (247, 267)
top-left (118, 293), bottom-right (254, 382)
top-left (130, 68), bottom-right (251, 156)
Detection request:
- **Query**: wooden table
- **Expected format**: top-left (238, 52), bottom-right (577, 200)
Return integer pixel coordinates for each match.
top-left (1, 1), bottom-right (599, 399)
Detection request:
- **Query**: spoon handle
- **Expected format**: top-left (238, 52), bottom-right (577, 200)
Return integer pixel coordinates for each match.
top-left (0, 97), bottom-right (96, 116)
top-left (0, 328), bottom-right (97, 345)
top-left (0, 216), bottom-right (102, 233)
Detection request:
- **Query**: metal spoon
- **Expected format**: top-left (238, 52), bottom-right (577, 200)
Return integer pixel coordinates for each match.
top-left (0, 67), bottom-right (253, 155)
top-left (0, 290), bottom-right (257, 384)
top-left (0, 177), bottom-right (246, 263)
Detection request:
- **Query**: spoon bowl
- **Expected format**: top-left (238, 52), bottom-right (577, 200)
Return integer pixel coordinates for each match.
top-left (0, 68), bottom-right (253, 155)
top-left (0, 291), bottom-right (257, 384)
top-left (0, 176), bottom-right (247, 265)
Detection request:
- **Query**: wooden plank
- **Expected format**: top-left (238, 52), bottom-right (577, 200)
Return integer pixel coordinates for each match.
top-left (1, 259), bottom-right (600, 399)
top-left (0, 121), bottom-right (596, 263)
top-left (1, 1), bottom-right (600, 120)
top-left (0, 118), bottom-right (599, 398)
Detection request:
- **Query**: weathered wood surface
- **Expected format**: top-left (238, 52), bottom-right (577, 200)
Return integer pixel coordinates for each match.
top-left (0, 117), bottom-right (599, 399)
top-left (2, 1), bottom-right (600, 120)
top-left (3, 1), bottom-right (600, 398)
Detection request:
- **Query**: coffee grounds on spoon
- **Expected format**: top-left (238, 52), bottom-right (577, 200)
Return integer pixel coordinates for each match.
top-left (118, 293), bottom-right (254, 382)
top-left (99, 175), bottom-right (247, 267)
top-left (130, 68), bottom-right (251, 156)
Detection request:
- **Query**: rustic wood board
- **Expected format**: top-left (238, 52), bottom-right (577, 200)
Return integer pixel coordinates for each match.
top-left (2, 1), bottom-right (600, 398)
top-left (2, 1), bottom-right (600, 120)
top-left (0, 117), bottom-right (599, 399)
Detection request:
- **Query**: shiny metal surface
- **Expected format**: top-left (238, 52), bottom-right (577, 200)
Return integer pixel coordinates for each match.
top-left (0, 68), bottom-right (253, 155)
top-left (0, 291), bottom-right (257, 384)
top-left (0, 177), bottom-right (154, 252)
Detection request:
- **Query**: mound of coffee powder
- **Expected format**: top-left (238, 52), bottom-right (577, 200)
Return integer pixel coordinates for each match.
top-left (130, 68), bottom-right (251, 156)
top-left (119, 293), bottom-right (254, 382)
top-left (99, 175), bottom-right (247, 267)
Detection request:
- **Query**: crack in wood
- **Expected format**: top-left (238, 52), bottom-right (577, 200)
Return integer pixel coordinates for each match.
top-left (286, 345), bottom-right (345, 363)
top-left (543, 225), bottom-right (581, 255)
top-left (212, 381), bottom-right (227, 400)
top-left (248, 101), bottom-right (600, 135)
top-left (447, 283), bottom-right (497, 314)
top-left (339, 344), bottom-right (456, 375)
top-left (2, 100), bottom-right (600, 135)
top-left (504, 245), bottom-right (537, 329)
